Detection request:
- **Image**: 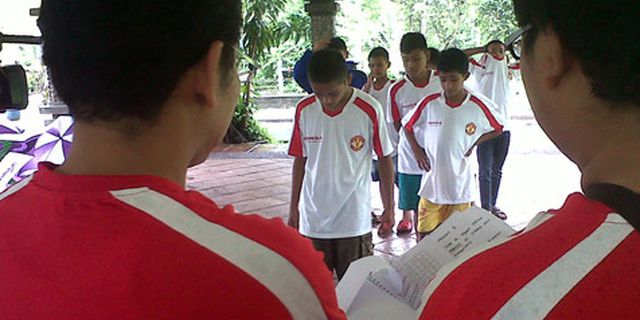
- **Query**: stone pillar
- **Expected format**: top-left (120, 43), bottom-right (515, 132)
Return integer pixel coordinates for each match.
top-left (305, 0), bottom-right (339, 43)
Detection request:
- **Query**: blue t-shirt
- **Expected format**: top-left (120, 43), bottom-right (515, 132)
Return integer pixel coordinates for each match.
top-left (293, 50), bottom-right (368, 94)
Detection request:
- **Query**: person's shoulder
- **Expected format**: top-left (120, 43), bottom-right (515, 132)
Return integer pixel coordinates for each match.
top-left (295, 95), bottom-right (318, 112)
top-left (0, 176), bottom-right (34, 204)
top-left (468, 93), bottom-right (499, 111)
top-left (418, 92), bottom-right (443, 108)
top-left (355, 89), bottom-right (382, 107)
top-left (389, 78), bottom-right (408, 96)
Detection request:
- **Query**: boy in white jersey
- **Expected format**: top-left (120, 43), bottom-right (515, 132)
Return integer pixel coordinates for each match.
top-left (288, 49), bottom-right (395, 279)
top-left (386, 32), bottom-right (441, 235)
top-left (363, 47), bottom-right (397, 222)
top-left (405, 48), bottom-right (503, 239)
top-left (465, 40), bottom-right (512, 220)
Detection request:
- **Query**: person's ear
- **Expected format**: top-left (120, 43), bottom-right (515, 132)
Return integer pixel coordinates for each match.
top-left (464, 72), bottom-right (470, 80)
top-left (191, 41), bottom-right (225, 109)
top-left (538, 25), bottom-right (572, 89)
top-left (425, 50), bottom-right (431, 63)
top-left (387, 61), bottom-right (392, 69)
top-left (347, 72), bottom-right (353, 85)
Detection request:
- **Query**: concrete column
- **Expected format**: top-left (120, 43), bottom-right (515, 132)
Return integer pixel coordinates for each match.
top-left (305, 0), bottom-right (339, 43)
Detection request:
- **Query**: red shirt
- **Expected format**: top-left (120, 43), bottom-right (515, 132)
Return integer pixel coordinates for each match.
top-left (0, 163), bottom-right (346, 319)
top-left (420, 193), bottom-right (640, 319)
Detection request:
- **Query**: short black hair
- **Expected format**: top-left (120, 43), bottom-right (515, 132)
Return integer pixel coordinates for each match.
top-left (486, 40), bottom-right (505, 49)
top-left (328, 37), bottom-right (348, 52)
top-left (400, 32), bottom-right (428, 54)
top-left (308, 49), bottom-right (348, 84)
top-left (436, 48), bottom-right (469, 75)
top-left (38, 0), bottom-right (242, 123)
top-left (427, 47), bottom-right (440, 65)
top-left (368, 47), bottom-right (390, 61)
top-left (514, 0), bottom-right (640, 107)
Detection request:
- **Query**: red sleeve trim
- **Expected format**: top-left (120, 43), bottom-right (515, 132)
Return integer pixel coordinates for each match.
top-left (405, 93), bottom-right (441, 133)
top-left (469, 58), bottom-right (485, 69)
top-left (470, 95), bottom-right (504, 133)
top-left (287, 96), bottom-right (316, 157)
top-left (509, 63), bottom-right (521, 70)
top-left (389, 79), bottom-right (407, 123)
top-left (354, 97), bottom-right (385, 157)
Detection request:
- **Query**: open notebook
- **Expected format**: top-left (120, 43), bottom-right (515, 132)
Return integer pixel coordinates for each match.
top-left (337, 206), bottom-right (515, 319)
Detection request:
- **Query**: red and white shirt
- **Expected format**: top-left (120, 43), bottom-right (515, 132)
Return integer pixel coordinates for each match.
top-left (288, 89), bottom-right (393, 239)
top-left (0, 163), bottom-right (346, 320)
top-left (405, 92), bottom-right (503, 204)
top-left (365, 79), bottom-right (397, 158)
top-left (420, 193), bottom-right (640, 319)
top-left (386, 71), bottom-right (442, 175)
top-left (470, 54), bottom-right (511, 129)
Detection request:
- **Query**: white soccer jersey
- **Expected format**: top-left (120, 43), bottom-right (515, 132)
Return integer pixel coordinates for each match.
top-left (366, 79), bottom-right (397, 158)
top-left (470, 54), bottom-right (511, 129)
top-left (386, 71), bottom-right (442, 174)
top-left (405, 92), bottom-right (503, 204)
top-left (288, 89), bottom-right (393, 239)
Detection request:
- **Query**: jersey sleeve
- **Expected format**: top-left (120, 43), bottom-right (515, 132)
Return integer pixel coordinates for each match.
top-left (386, 80), bottom-right (404, 125)
top-left (470, 95), bottom-right (504, 137)
top-left (288, 98), bottom-right (312, 158)
top-left (373, 100), bottom-right (394, 158)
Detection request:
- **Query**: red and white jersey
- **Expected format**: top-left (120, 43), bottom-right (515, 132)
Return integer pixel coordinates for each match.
top-left (469, 53), bottom-right (511, 129)
top-left (0, 163), bottom-right (346, 320)
top-left (386, 71), bottom-right (442, 174)
top-left (405, 92), bottom-right (502, 204)
top-left (288, 89), bottom-right (393, 239)
top-left (366, 79), bottom-right (397, 158)
top-left (420, 193), bottom-right (640, 319)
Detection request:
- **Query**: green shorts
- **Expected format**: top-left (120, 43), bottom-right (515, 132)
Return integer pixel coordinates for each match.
top-left (398, 173), bottom-right (421, 211)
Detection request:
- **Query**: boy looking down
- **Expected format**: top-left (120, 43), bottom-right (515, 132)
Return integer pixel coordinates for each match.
top-left (405, 48), bottom-right (503, 239)
top-left (288, 49), bottom-right (395, 279)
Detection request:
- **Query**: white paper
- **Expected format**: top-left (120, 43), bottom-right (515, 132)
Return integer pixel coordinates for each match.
top-left (338, 206), bottom-right (515, 315)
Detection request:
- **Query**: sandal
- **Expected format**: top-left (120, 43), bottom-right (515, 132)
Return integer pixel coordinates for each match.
top-left (491, 207), bottom-right (508, 220)
top-left (396, 219), bottom-right (413, 234)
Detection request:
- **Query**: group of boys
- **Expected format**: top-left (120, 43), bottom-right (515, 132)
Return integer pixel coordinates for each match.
top-left (1, 0), bottom-right (638, 318)
top-left (288, 31), bottom-right (512, 277)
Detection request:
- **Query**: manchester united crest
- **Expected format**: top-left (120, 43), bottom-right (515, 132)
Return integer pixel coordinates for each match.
top-left (350, 135), bottom-right (365, 152)
top-left (465, 122), bottom-right (477, 135)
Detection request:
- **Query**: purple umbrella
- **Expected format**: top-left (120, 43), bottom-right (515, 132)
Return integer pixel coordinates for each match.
top-left (0, 120), bottom-right (42, 191)
top-left (34, 116), bottom-right (74, 165)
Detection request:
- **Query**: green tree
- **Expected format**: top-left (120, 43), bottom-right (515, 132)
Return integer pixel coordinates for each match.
top-left (227, 0), bottom-right (310, 143)
top-left (475, 0), bottom-right (518, 43)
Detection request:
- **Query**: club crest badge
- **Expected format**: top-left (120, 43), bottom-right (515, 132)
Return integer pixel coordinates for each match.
top-left (350, 135), bottom-right (365, 152)
top-left (465, 122), bottom-right (477, 135)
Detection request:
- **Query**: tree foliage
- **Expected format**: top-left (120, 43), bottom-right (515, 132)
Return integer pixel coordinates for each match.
top-left (475, 0), bottom-right (518, 43)
top-left (226, 0), bottom-right (310, 143)
top-left (229, 0), bottom-right (518, 143)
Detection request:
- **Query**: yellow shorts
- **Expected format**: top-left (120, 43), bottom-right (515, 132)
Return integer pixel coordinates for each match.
top-left (417, 198), bottom-right (472, 233)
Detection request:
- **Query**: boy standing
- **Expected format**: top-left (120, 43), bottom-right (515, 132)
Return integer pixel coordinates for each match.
top-left (294, 37), bottom-right (368, 94)
top-left (363, 47), bottom-right (397, 187)
top-left (465, 40), bottom-right (512, 219)
top-left (386, 33), bottom-right (441, 234)
top-left (405, 48), bottom-right (503, 239)
top-left (288, 50), bottom-right (395, 280)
